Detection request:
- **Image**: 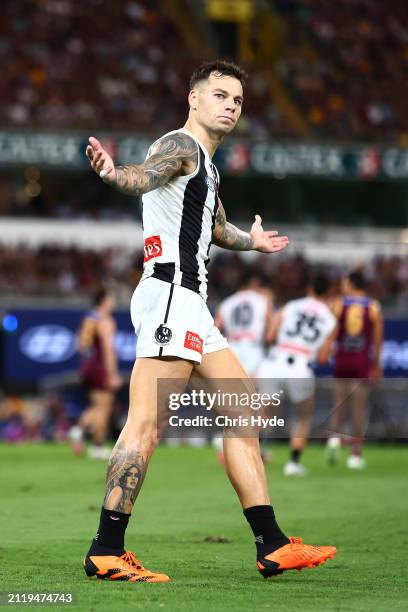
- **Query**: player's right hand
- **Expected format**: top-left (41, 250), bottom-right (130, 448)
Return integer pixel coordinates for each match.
top-left (86, 136), bottom-right (116, 184)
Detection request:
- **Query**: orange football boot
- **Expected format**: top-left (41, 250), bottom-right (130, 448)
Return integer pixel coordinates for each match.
top-left (256, 537), bottom-right (336, 578)
top-left (84, 551), bottom-right (170, 583)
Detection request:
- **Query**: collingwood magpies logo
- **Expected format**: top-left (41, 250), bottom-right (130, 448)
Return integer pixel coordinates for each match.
top-left (154, 324), bottom-right (172, 346)
top-left (205, 175), bottom-right (216, 192)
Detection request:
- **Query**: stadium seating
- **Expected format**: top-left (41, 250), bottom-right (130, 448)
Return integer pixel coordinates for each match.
top-left (0, 242), bottom-right (406, 306)
top-left (1, 1), bottom-right (407, 142)
top-left (0, 0), bottom-right (285, 137)
top-left (275, 0), bottom-right (408, 142)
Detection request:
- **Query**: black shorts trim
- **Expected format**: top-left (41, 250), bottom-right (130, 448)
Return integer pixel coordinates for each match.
top-left (159, 283), bottom-right (175, 357)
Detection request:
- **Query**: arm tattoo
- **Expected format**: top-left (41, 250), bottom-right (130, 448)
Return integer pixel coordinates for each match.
top-left (212, 201), bottom-right (254, 251)
top-left (114, 132), bottom-right (198, 196)
top-left (103, 440), bottom-right (147, 513)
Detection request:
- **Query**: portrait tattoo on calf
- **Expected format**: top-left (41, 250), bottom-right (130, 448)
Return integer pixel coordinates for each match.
top-left (103, 441), bottom-right (147, 514)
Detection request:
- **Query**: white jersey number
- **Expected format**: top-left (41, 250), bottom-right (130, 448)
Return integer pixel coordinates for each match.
top-left (231, 302), bottom-right (254, 328)
top-left (286, 312), bottom-right (322, 343)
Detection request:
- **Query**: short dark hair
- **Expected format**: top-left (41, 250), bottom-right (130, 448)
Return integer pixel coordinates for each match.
top-left (348, 271), bottom-right (366, 290)
top-left (93, 288), bottom-right (109, 307)
top-left (240, 265), bottom-right (262, 288)
top-left (311, 274), bottom-right (330, 296)
top-left (189, 60), bottom-right (247, 90)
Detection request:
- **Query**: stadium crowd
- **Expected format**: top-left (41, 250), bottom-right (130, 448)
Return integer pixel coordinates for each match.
top-left (276, 0), bottom-right (408, 142)
top-left (1, 243), bottom-right (407, 308)
top-left (4, 0), bottom-right (408, 142)
top-left (0, 0), bottom-right (289, 139)
top-left (0, 392), bottom-right (71, 443)
top-left (2, 0), bottom-right (408, 445)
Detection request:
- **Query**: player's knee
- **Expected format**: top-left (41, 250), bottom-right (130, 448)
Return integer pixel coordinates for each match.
top-left (124, 416), bottom-right (159, 449)
top-left (224, 436), bottom-right (260, 452)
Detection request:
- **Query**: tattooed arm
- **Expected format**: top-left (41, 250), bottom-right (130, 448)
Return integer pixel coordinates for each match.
top-left (86, 132), bottom-right (198, 196)
top-left (212, 200), bottom-right (253, 250)
top-left (212, 198), bottom-right (289, 253)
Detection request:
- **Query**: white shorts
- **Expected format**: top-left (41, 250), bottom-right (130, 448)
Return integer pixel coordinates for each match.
top-left (130, 277), bottom-right (228, 363)
top-left (257, 348), bottom-right (315, 404)
top-left (229, 341), bottom-right (263, 376)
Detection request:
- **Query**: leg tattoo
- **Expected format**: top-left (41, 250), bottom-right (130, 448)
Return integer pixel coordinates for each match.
top-left (104, 441), bottom-right (146, 513)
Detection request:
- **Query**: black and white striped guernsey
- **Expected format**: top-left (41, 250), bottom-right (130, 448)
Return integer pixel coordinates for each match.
top-left (141, 128), bottom-right (219, 301)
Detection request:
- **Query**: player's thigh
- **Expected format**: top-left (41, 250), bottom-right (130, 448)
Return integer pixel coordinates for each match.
top-left (194, 347), bottom-right (253, 381)
top-left (287, 376), bottom-right (315, 405)
top-left (194, 348), bottom-right (258, 425)
top-left (90, 389), bottom-right (114, 413)
top-left (333, 378), bottom-right (354, 407)
top-left (127, 356), bottom-right (194, 427)
top-left (293, 396), bottom-right (314, 420)
top-left (350, 380), bottom-right (370, 411)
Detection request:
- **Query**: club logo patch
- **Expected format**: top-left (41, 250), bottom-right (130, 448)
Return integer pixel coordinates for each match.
top-left (184, 331), bottom-right (203, 354)
top-left (144, 235), bottom-right (162, 263)
top-left (205, 175), bottom-right (216, 192)
top-left (155, 324), bottom-right (172, 346)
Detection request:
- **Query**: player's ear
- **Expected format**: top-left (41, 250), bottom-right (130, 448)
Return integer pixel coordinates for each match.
top-left (189, 89), bottom-right (198, 111)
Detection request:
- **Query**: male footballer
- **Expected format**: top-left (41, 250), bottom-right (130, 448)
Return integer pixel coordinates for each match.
top-left (84, 60), bottom-right (336, 582)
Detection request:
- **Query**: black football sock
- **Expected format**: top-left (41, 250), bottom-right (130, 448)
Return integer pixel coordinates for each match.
top-left (87, 508), bottom-right (130, 557)
top-left (291, 448), bottom-right (301, 463)
top-left (244, 505), bottom-right (290, 557)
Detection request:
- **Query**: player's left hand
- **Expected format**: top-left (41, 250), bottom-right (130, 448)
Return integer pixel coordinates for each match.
top-left (250, 215), bottom-right (289, 253)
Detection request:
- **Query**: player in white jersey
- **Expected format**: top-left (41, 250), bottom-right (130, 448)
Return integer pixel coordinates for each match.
top-left (83, 60), bottom-right (336, 583)
top-left (258, 276), bottom-right (336, 476)
top-left (213, 269), bottom-right (273, 462)
top-left (215, 268), bottom-right (273, 376)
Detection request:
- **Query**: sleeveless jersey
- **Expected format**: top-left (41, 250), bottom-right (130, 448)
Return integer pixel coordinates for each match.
top-left (141, 128), bottom-right (219, 301)
top-left (219, 290), bottom-right (268, 344)
top-left (335, 296), bottom-right (377, 360)
top-left (275, 297), bottom-right (336, 362)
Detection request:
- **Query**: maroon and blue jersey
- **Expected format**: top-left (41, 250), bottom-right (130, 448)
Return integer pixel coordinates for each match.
top-left (334, 296), bottom-right (379, 378)
top-left (79, 311), bottom-right (108, 390)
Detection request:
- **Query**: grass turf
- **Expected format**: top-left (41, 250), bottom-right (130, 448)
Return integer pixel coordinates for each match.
top-left (0, 443), bottom-right (407, 611)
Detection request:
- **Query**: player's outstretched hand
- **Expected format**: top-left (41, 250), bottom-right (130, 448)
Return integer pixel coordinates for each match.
top-left (250, 215), bottom-right (289, 253)
top-left (86, 136), bottom-right (116, 184)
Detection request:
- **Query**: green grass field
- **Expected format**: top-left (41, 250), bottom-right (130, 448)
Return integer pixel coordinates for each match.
top-left (1, 443), bottom-right (407, 611)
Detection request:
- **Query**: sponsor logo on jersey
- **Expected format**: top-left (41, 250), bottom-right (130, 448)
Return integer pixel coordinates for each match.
top-left (205, 175), bottom-right (216, 192)
top-left (184, 331), bottom-right (203, 354)
top-left (155, 324), bottom-right (172, 346)
top-left (144, 235), bottom-right (162, 262)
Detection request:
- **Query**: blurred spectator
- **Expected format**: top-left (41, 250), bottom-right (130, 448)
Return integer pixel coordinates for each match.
top-left (1, 1), bottom-right (407, 141)
top-left (276, 0), bottom-right (408, 143)
top-left (0, 392), bottom-right (71, 443)
top-left (0, 243), bottom-right (142, 299)
top-left (0, 242), bottom-right (406, 307)
top-left (0, 0), bottom-right (287, 138)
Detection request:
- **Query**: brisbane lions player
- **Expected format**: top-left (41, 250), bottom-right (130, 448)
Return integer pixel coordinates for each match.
top-left (327, 271), bottom-right (383, 469)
